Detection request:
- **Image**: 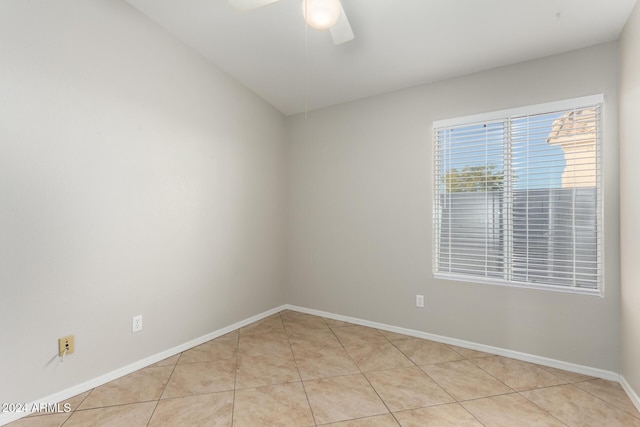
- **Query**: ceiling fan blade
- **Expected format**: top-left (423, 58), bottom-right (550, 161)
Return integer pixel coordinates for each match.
top-left (330, 3), bottom-right (354, 45)
top-left (228, 0), bottom-right (281, 11)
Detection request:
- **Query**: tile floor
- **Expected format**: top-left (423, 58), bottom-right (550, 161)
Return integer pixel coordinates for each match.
top-left (9, 310), bottom-right (640, 426)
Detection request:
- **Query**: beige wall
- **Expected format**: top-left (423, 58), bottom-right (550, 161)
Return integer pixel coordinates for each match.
top-left (0, 0), bottom-right (286, 404)
top-left (620, 0), bottom-right (640, 398)
top-left (286, 42), bottom-right (620, 371)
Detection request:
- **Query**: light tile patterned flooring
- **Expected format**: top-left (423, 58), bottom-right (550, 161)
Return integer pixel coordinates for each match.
top-left (10, 310), bottom-right (640, 426)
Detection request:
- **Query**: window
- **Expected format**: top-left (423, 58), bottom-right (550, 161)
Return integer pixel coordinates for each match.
top-left (433, 95), bottom-right (603, 294)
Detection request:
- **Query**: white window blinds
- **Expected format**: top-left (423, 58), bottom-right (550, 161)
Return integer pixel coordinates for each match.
top-left (433, 96), bottom-right (602, 294)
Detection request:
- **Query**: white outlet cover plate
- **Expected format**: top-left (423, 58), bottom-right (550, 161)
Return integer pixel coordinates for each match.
top-left (416, 295), bottom-right (425, 308)
top-left (132, 315), bottom-right (143, 332)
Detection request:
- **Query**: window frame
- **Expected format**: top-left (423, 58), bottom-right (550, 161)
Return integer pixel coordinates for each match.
top-left (432, 94), bottom-right (604, 296)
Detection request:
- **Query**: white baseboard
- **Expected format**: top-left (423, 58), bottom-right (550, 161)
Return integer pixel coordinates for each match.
top-left (620, 375), bottom-right (640, 414)
top-left (0, 305), bottom-right (286, 427)
top-left (284, 304), bottom-right (620, 382)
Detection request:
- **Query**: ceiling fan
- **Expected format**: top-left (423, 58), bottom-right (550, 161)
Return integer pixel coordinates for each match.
top-left (228, 0), bottom-right (355, 45)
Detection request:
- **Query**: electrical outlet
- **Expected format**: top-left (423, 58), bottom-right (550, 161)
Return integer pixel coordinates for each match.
top-left (58, 335), bottom-right (74, 356)
top-left (132, 315), bottom-right (142, 332)
top-left (416, 294), bottom-right (425, 308)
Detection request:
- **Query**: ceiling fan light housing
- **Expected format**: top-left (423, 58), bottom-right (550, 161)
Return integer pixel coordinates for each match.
top-left (302, 0), bottom-right (341, 30)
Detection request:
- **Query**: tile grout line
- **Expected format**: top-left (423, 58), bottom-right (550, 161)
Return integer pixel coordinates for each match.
top-left (144, 401), bottom-right (160, 426)
top-left (381, 333), bottom-right (452, 425)
top-left (386, 339), bottom-right (516, 426)
top-left (408, 358), bottom-right (487, 425)
top-left (515, 389), bottom-right (571, 427)
top-left (144, 352), bottom-right (183, 425)
top-left (466, 357), bottom-right (521, 394)
top-left (488, 367), bottom-right (623, 424)
top-left (284, 313), bottom-right (322, 427)
top-left (386, 335), bottom-right (461, 407)
top-left (457, 355), bottom-right (570, 424)
top-left (567, 381), bottom-right (640, 419)
top-left (296, 317), bottom-right (395, 425)
top-left (230, 327), bottom-right (240, 427)
top-left (58, 387), bottom-right (93, 426)
top-left (55, 364), bottom-right (177, 422)
top-left (469, 356), bottom-right (571, 390)
top-left (346, 328), bottom-right (404, 425)
top-left (359, 328), bottom-right (485, 426)
top-left (459, 405), bottom-right (488, 427)
top-left (411, 354), bottom-right (565, 426)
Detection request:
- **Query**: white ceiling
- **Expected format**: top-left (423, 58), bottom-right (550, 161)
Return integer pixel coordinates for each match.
top-left (125, 0), bottom-right (637, 116)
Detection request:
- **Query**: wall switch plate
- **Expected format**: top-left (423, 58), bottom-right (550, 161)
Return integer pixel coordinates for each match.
top-left (132, 315), bottom-right (142, 332)
top-left (416, 294), bottom-right (425, 308)
top-left (58, 335), bottom-right (74, 356)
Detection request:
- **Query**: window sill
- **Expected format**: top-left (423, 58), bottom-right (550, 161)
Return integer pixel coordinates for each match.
top-left (433, 273), bottom-right (603, 297)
